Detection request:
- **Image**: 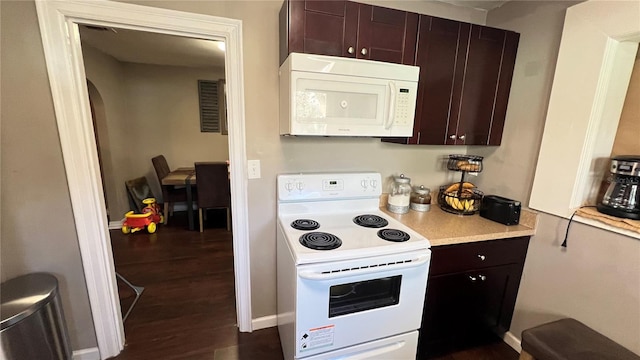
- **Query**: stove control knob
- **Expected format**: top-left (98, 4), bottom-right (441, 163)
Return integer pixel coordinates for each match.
top-left (361, 180), bottom-right (368, 189)
top-left (296, 181), bottom-right (304, 191)
top-left (370, 179), bottom-right (378, 189)
top-left (285, 182), bottom-right (294, 192)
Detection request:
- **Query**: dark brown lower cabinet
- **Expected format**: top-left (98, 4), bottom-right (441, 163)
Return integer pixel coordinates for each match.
top-left (418, 237), bottom-right (530, 359)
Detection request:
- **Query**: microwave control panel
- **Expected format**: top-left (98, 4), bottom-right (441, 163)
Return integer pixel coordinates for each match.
top-left (394, 89), bottom-right (412, 126)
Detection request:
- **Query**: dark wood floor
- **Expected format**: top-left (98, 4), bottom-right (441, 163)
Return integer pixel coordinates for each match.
top-left (110, 210), bottom-right (282, 360)
top-left (109, 210), bottom-right (519, 360)
top-left (428, 341), bottom-right (519, 360)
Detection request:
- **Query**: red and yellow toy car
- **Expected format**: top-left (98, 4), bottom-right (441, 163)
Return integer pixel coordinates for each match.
top-left (122, 198), bottom-right (164, 234)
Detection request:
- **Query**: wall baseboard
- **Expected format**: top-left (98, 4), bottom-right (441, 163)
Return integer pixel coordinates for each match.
top-left (503, 331), bottom-right (522, 353)
top-left (73, 347), bottom-right (100, 360)
top-left (252, 315), bottom-right (277, 331)
top-left (108, 220), bottom-right (123, 230)
top-left (249, 315), bottom-right (522, 354)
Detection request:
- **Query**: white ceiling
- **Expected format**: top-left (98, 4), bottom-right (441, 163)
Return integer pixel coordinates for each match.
top-left (79, 26), bottom-right (225, 68)
top-left (436, 0), bottom-right (510, 11)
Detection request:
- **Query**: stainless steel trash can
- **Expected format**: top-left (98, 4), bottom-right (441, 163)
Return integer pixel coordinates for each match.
top-left (1, 273), bottom-right (72, 360)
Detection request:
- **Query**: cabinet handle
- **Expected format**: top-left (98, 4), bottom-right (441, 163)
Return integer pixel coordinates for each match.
top-left (361, 48), bottom-right (368, 56)
top-left (348, 46), bottom-right (355, 54)
top-left (478, 254), bottom-right (486, 261)
top-left (449, 134), bottom-right (457, 140)
top-left (469, 275), bottom-right (486, 282)
top-left (458, 134), bottom-right (466, 141)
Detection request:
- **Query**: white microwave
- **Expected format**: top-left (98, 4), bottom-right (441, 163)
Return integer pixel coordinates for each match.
top-left (279, 53), bottom-right (419, 137)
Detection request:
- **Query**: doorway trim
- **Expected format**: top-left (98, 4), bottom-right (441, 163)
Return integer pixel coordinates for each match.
top-left (35, 1), bottom-right (252, 358)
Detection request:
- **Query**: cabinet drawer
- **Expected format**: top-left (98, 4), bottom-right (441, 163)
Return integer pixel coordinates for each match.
top-left (429, 237), bottom-right (529, 276)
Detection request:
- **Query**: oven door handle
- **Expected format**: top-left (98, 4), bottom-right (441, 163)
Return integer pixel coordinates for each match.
top-left (298, 254), bottom-right (430, 280)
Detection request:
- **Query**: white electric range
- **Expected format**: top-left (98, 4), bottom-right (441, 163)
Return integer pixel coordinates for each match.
top-left (276, 172), bottom-right (431, 360)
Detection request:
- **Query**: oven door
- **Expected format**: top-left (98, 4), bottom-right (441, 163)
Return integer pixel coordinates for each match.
top-left (294, 250), bottom-right (430, 358)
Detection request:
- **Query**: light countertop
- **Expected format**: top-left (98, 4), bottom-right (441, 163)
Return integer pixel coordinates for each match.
top-left (380, 195), bottom-right (537, 247)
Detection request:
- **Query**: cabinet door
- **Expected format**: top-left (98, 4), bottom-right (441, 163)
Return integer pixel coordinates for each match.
top-left (280, 0), bottom-right (358, 64)
top-left (419, 264), bottom-right (524, 358)
top-left (456, 25), bottom-right (519, 145)
top-left (382, 22), bottom-right (519, 146)
top-left (280, 0), bottom-right (418, 66)
top-left (356, 4), bottom-right (418, 65)
top-left (417, 16), bottom-right (469, 145)
top-left (380, 15), bottom-right (468, 145)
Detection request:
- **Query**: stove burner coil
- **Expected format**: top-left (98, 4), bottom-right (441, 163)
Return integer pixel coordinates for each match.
top-left (299, 232), bottom-right (342, 250)
top-left (291, 219), bottom-right (320, 231)
top-left (377, 229), bottom-right (410, 242)
top-left (353, 214), bottom-right (389, 228)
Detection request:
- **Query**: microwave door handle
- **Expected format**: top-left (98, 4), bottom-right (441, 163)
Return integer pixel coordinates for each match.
top-left (385, 81), bottom-right (397, 130)
top-left (298, 254), bottom-right (430, 280)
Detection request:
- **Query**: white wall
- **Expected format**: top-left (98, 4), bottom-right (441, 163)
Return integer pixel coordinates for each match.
top-left (484, 1), bottom-right (640, 354)
top-left (82, 44), bottom-right (228, 218)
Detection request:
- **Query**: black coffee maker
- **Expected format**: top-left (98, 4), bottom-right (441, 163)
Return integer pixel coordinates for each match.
top-left (597, 155), bottom-right (640, 219)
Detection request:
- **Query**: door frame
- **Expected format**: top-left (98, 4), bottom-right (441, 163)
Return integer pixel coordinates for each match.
top-left (35, 1), bottom-right (252, 358)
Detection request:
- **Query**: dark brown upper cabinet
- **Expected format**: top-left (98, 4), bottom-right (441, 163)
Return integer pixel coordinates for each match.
top-left (279, 0), bottom-right (418, 65)
top-left (384, 16), bottom-right (519, 146)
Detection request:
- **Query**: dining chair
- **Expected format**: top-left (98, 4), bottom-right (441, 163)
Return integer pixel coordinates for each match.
top-left (194, 162), bottom-right (231, 232)
top-left (125, 176), bottom-right (154, 213)
top-left (152, 155), bottom-right (189, 224)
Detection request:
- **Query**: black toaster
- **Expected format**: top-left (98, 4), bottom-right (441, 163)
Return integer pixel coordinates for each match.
top-left (480, 195), bottom-right (521, 225)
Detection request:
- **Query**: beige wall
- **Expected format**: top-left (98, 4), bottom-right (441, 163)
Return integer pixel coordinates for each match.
top-left (1, 0), bottom-right (486, 352)
top-left (0, 1), bottom-right (97, 350)
top-left (83, 44), bottom-right (228, 218)
top-left (82, 45), bottom-right (131, 221)
top-left (123, 63), bottom-right (228, 208)
top-left (611, 57), bottom-right (640, 157)
top-left (472, 1), bottom-right (581, 203)
top-left (484, 1), bottom-right (640, 354)
top-left (117, 0), bottom-right (486, 320)
top-left (11, 0), bottom-right (636, 355)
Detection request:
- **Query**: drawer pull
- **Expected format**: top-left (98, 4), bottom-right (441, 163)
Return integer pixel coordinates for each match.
top-left (478, 254), bottom-right (486, 261)
top-left (479, 275), bottom-right (487, 281)
top-left (468, 275), bottom-right (477, 282)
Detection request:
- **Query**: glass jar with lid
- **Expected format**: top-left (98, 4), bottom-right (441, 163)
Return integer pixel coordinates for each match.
top-left (387, 174), bottom-right (412, 214)
top-left (410, 185), bottom-right (431, 212)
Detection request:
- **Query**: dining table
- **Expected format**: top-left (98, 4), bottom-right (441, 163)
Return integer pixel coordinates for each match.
top-left (161, 167), bottom-right (197, 230)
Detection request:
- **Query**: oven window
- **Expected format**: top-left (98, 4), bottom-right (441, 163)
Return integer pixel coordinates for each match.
top-left (328, 275), bottom-right (402, 318)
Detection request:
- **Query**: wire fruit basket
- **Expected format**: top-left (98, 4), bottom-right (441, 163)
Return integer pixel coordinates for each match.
top-left (439, 154), bottom-right (484, 215)
top-left (446, 154), bottom-right (483, 172)
top-left (438, 185), bottom-right (483, 215)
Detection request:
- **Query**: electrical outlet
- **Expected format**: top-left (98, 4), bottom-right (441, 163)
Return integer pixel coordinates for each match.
top-left (248, 160), bottom-right (261, 179)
